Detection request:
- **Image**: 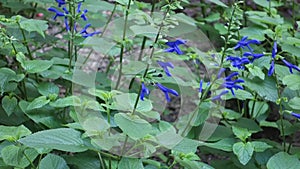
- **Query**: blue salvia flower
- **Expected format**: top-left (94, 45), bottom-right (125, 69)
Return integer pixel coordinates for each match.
top-left (217, 68), bottom-right (226, 79)
top-left (282, 59), bottom-right (300, 74)
top-left (211, 90), bottom-right (229, 101)
top-left (77, 2), bottom-right (88, 21)
top-left (62, 7), bottom-right (70, 31)
top-left (55, 0), bottom-right (66, 7)
top-left (140, 82), bottom-right (150, 101)
top-left (48, 7), bottom-right (65, 20)
top-left (272, 41), bottom-right (277, 59)
top-left (157, 61), bottom-right (174, 77)
top-left (243, 52), bottom-right (264, 61)
top-left (234, 36), bottom-right (260, 52)
top-left (226, 56), bottom-right (250, 69)
top-left (80, 23), bottom-right (101, 38)
top-left (199, 79), bottom-right (203, 93)
top-left (223, 72), bottom-right (244, 96)
top-left (291, 112), bottom-right (300, 119)
top-left (156, 83), bottom-right (179, 102)
top-left (165, 39), bottom-right (186, 55)
top-left (268, 60), bottom-right (275, 76)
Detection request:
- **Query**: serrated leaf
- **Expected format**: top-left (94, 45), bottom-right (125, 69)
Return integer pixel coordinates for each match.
top-left (232, 126), bottom-right (252, 142)
top-left (233, 142), bottom-right (254, 165)
top-left (248, 101), bottom-right (269, 119)
top-left (0, 67), bottom-right (24, 94)
top-left (39, 154), bottom-right (69, 169)
top-left (204, 138), bottom-right (235, 152)
top-left (18, 128), bottom-right (88, 152)
top-left (27, 96), bottom-right (50, 110)
top-left (267, 152), bottom-right (300, 169)
top-left (115, 113), bottom-right (152, 140)
top-left (2, 96), bottom-right (17, 116)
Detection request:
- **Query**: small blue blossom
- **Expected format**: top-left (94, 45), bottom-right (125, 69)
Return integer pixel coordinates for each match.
top-left (282, 59), bottom-right (300, 74)
top-left (80, 23), bottom-right (101, 38)
top-left (199, 79), bottom-right (203, 93)
top-left (272, 41), bottom-right (277, 59)
top-left (140, 82), bottom-right (150, 101)
top-left (156, 83), bottom-right (179, 102)
top-left (226, 56), bottom-right (250, 69)
top-left (234, 36), bottom-right (260, 52)
top-left (165, 39), bottom-right (186, 55)
top-left (211, 90), bottom-right (229, 101)
top-left (243, 52), bottom-right (264, 61)
top-left (157, 61), bottom-right (174, 77)
top-left (55, 0), bottom-right (66, 7)
top-left (223, 72), bottom-right (244, 96)
top-left (217, 68), bottom-right (226, 79)
top-left (62, 7), bottom-right (70, 31)
top-left (291, 112), bottom-right (300, 119)
top-left (268, 60), bottom-right (275, 76)
top-left (48, 7), bottom-right (65, 20)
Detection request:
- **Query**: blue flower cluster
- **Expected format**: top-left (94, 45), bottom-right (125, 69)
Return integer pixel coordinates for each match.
top-left (140, 40), bottom-right (186, 102)
top-left (226, 36), bottom-right (264, 69)
top-left (48, 0), bottom-right (100, 38)
top-left (268, 41), bottom-right (300, 76)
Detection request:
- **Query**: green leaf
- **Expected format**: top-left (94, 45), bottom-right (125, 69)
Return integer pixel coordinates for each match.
top-left (267, 152), bottom-right (300, 169)
top-left (253, 0), bottom-right (283, 8)
top-left (0, 125), bottom-right (31, 141)
top-left (0, 67), bottom-right (24, 94)
top-left (27, 96), bottom-right (50, 110)
top-left (18, 128), bottom-right (88, 152)
top-left (244, 76), bottom-right (278, 102)
top-left (288, 97), bottom-right (300, 110)
top-left (111, 93), bottom-right (152, 113)
top-left (2, 96), bottom-right (17, 116)
top-left (64, 152), bottom-right (101, 169)
top-left (82, 37), bottom-right (115, 55)
top-left (204, 138), bottom-right (235, 152)
top-left (118, 158), bottom-right (144, 169)
top-left (172, 138), bottom-right (200, 154)
top-left (37, 82), bottom-right (59, 96)
top-left (233, 142), bottom-right (254, 165)
top-left (208, 0), bottom-right (228, 7)
top-left (248, 65), bottom-right (265, 80)
top-left (122, 61), bottom-right (147, 75)
top-left (1, 145), bottom-right (39, 168)
top-left (39, 154), bottom-right (69, 169)
top-left (251, 141), bottom-right (272, 152)
top-left (282, 74), bottom-right (300, 90)
top-left (130, 25), bottom-right (158, 37)
top-left (240, 27), bottom-right (266, 41)
top-left (114, 113), bottom-right (152, 140)
top-left (50, 96), bottom-right (81, 108)
top-left (232, 126), bottom-right (252, 142)
top-left (16, 52), bottom-right (53, 73)
top-left (19, 17), bottom-right (48, 38)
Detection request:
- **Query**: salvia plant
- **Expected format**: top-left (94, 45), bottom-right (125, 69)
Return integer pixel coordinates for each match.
top-left (0, 0), bottom-right (300, 169)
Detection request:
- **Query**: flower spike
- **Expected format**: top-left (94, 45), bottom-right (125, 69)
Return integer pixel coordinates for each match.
top-left (140, 82), bottom-right (150, 101)
top-left (156, 83), bottom-right (179, 102)
top-left (157, 61), bottom-right (174, 77)
top-left (165, 39), bottom-right (186, 55)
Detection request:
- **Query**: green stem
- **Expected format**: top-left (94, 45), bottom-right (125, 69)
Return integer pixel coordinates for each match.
top-left (120, 5), bottom-right (171, 155)
top-left (23, 151), bottom-right (36, 168)
top-left (17, 21), bottom-right (33, 60)
top-left (68, 1), bottom-right (76, 71)
top-left (220, 4), bottom-right (237, 65)
top-left (101, 3), bottom-right (117, 38)
top-left (98, 152), bottom-right (105, 169)
top-left (115, 0), bottom-right (132, 90)
top-left (181, 3), bottom-right (237, 137)
top-left (138, 1), bottom-right (156, 61)
top-left (268, 0), bottom-right (271, 16)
